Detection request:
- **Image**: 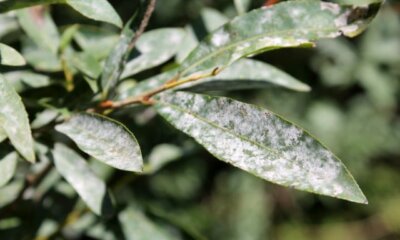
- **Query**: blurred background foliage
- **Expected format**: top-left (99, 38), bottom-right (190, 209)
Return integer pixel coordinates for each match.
top-left (0, 0), bottom-right (400, 239)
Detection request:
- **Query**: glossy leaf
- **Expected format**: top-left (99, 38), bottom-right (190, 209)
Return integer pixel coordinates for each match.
top-left (17, 6), bottom-right (60, 54)
top-left (178, 1), bottom-right (381, 78)
top-left (121, 28), bottom-right (185, 79)
top-left (0, 75), bottom-right (35, 163)
top-left (55, 113), bottom-right (143, 172)
top-left (0, 152), bottom-right (18, 187)
top-left (179, 58), bottom-right (311, 92)
top-left (0, 43), bottom-right (26, 66)
top-left (0, 0), bottom-right (122, 28)
top-left (53, 143), bottom-right (114, 215)
top-left (119, 206), bottom-right (178, 240)
top-left (155, 91), bottom-right (367, 203)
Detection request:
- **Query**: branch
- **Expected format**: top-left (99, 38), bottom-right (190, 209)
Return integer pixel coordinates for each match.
top-left (128, 0), bottom-right (157, 51)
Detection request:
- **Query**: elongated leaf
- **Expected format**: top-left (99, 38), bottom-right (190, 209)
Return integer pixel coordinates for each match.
top-left (21, 38), bottom-right (62, 72)
top-left (0, 152), bottom-right (18, 187)
top-left (53, 144), bottom-right (113, 215)
top-left (55, 113), bottom-right (143, 172)
top-left (0, 0), bottom-right (122, 27)
top-left (0, 43), bottom-right (26, 66)
top-left (0, 180), bottom-right (24, 208)
top-left (155, 91), bottom-right (367, 203)
top-left (0, 75), bottom-right (35, 163)
top-left (4, 71), bottom-right (51, 92)
top-left (17, 6), bottom-right (60, 54)
top-left (119, 206), bottom-right (179, 240)
top-left (121, 28), bottom-right (185, 79)
top-left (66, 0), bottom-right (122, 28)
top-left (179, 58), bottom-right (311, 92)
top-left (71, 52), bottom-right (102, 79)
top-left (178, 1), bottom-right (381, 78)
top-left (100, 17), bottom-right (135, 98)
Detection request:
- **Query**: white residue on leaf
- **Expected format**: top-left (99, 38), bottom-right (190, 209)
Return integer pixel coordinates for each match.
top-left (211, 29), bottom-right (230, 47)
top-left (56, 114), bottom-right (142, 172)
top-left (320, 2), bottom-right (341, 15)
top-left (157, 92), bottom-right (355, 199)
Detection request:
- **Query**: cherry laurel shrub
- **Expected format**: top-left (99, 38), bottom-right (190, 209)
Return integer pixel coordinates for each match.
top-left (0, 0), bottom-right (382, 238)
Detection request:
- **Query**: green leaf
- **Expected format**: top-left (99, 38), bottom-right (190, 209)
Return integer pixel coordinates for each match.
top-left (120, 28), bottom-right (185, 79)
top-left (234, 0), bottom-right (251, 15)
top-left (55, 113), bottom-right (143, 172)
top-left (178, 0), bottom-right (381, 78)
top-left (4, 71), bottom-right (51, 92)
top-left (0, 180), bottom-right (24, 209)
top-left (0, 152), bottom-right (18, 187)
top-left (0, 127), bottom-right (6, 143)
top-left (65, 0), bottom-right (122, 28)
top-left (53, 143), bottom-right (114, 216)
top-left (71, 52), bottom-right (102, 79)
top-left (178, 58), bottom-right (311, 92)
top-left (73, 25), bottom-right (119, 60)
top-left (100, 16), bottom-right (135, 98)
top-left (119, 206), bottom-right (178, 240)
top-left (0, 43), bottom-right (26, 66)
top-left (17, 6), bottom-right (60, 54)
top-left (155, 91), bottom-right (367, 203)
top-left (0, 14), bottom-right (19, 39)
top-left (0, 0), bottom-right (122, 28)
top-left (0, 74), bottom-right (35, 163)
top-left (21, 38), bottom-right (62, 72)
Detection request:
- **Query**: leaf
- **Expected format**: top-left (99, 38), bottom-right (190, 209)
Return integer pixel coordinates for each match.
top-left (0, 180), bottom-right (24, 209)
top-left (0, 0), bottom-right (122, 28)
top-left (178, 1), bottom-right (381, 78)
top-left (71, 52), bottom-right (102, 79)
top-left (0, 43), bottom-right (26, 66)
top-left (0, 13), bottom-right (19, 39)
top-left (0, 152), bottom-right (18, 187)
top-left (21, 38), bottom-right (62, 72)
top-left (73, 25), bottom-right (119, 60)
top-left (4, 71), bottom-right (51, 92)
top-left (120, 28), bottom-right (185, 79)
top-left (155, 91), bottom-right (367, 203)
top-left (100, 16), bottom-right (135, 98)
top-left (234, 0), bottom-right (251, 15)
top-left (144, 144), bottom-right (183, 174)
top-left (178, 58), bottom-right (311, 92)
top-left (55, 113), bottom-right (143, 172)
top-left (0, 127), bottom-right (7, 143)
top-left (0, 74), bottom-right (35, 163)
top-left (65, 0), bottom-right (122, 28)
top-left (53, 143), bottom-right (114, 216)
top-left (17, 6), bottom-right (60, 54)
top-left (119, 206), bottom-right (179, 240)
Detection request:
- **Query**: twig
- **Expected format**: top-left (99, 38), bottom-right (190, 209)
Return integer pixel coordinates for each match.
top-left (101, 67), bottom-right (221, 110)
top-left (128, 0), bottom-right (157, 51)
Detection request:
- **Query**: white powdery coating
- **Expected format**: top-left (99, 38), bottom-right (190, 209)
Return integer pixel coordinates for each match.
top-left (0, 76), bottom-right (35, 162)
top-left (320, 2), bottom-right (341, 15)
top-left (158, 92), bottom-right (364, 200)
top-left (53, 144), bottom-right (107, 215)
top-left (211, 29), bottom-right (230, 47)
top-left (56, 114), bottom-right (142, 172)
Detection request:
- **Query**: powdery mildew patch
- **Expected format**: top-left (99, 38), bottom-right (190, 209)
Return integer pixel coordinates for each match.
top-left (157, 91), bottom-right (366, 203)
top-left (56, 113), bottom-right (143, 172)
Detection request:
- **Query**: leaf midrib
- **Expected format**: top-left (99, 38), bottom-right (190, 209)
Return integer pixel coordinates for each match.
top-left (158, 100), bottom-right (286, 159)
